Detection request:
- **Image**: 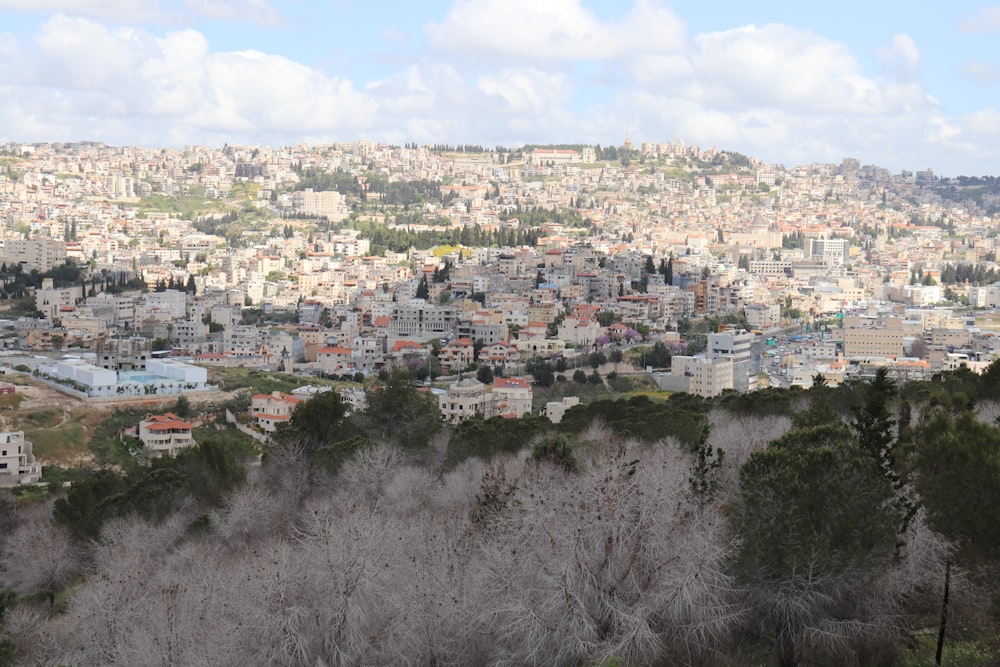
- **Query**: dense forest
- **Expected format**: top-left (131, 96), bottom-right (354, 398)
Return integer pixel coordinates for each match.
top-left (2, 366), bottom-right (1000, 665)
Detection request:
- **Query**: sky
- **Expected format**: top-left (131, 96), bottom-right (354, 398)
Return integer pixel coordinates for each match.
top-left (1, 0), bottom-right (999, 176)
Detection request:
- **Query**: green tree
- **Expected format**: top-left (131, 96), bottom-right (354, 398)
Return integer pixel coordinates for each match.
top-left (476, 365), bottom-right (494, 384)
top-left (415, 275), bottom-right (429, 300)
top-left (851, 367), bottom-right (898, 483)
top-left (530, 434), bottom-right (578, 472)
top-left (277, 388), bottom-right (349, 451)
top-left (361, 371), bottom-right (440, 448)
top-left (525, 356), bottom-right (554, 388)
top-left (736, 440), bottom-right (901, 666)
top-left (173, 394), bottom-right (192, 419)
top-left (909, 410), bottom-right (1000, 560)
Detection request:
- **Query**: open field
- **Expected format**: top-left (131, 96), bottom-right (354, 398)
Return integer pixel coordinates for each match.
top-left (0, 375), bottom-right (234, 465)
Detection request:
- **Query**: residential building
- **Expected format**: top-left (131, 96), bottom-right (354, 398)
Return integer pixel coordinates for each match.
top-left (654, 356), bottom-right (734, 398)
top-left (138, 413), bottom-right (195, 456)
top-left (251, 391), bottom-right (303, 432)
top-left (707, 329), bottom-right (756, 393)
top-left (438, 378), bottom-right (489, 422)
top-left (491, 377), bottom-right (533, 418)
top-left (0, 431), bottom-right (41, 486)
top-left (97, 336), bottom-right (151, 371)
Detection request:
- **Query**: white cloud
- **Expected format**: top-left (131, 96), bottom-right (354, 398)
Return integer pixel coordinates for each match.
top-left (0, 0), bottom-right (168, 23)
top-left (958, 6), bottom-right (1000, 32)
top-left (381, 27), bottom-right (407, 44)
top-left (1, 4), bottom-right (998, 174)
top-left (877, 33), bottom-right (920, 83)
top-left (477, 68), bottom-right (570, 113)
top-left (960, 58), bottom-right (1000, 83)
top-left (425, 0), bottom-right (685, 60)
top-left (0, 0), bottom-right (282, 25)
top-left (182, 0), bottom-right (282, 27)
top-left (0, 16), bottom-right (376, 145)
top-left (682, 25), bottom-right (893, 114)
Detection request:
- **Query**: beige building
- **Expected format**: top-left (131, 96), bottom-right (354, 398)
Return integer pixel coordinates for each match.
top-left (843, 322), bottom-right (907, 358)
top-left (438, 376), bottom-right (534, 422)
top-left (438, 378), bottom-right (489, 422)
top-left (251, 391), bottom-right (303, 432)
top-left (292, 189), bottom-right (348, 221)
top-left (1, 238), bottom-right (67, 272)
top-left (544, 396), bottom-right (580, 424)
top-left (654, 356), bottom-right (735, 398)
top-left (843, 317), bottom-right (923, 357)
top-left (138, 413), bottom-right (195, 456)
top-left (0, 431), bottom-right (41, 486)
top-left (491, 377), bottom-right (533, 418)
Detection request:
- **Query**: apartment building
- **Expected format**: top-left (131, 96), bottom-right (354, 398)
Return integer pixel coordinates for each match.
top-left (97, 336), bottom-right (151, 371)
top-left (389, 301), bottom-right (457, 342)
top-left (0, 431), bottom-right (41, 486)
top-left (655, 356), bottom-right (734, 398)
top-left (138, 413), bottom-right (195, 456)
top-left (1, 238), bottom-right (67, 272)
top-left (292, 188), bottom-right (348, 221)
top-left (707, 329), bottom-right (756, 392)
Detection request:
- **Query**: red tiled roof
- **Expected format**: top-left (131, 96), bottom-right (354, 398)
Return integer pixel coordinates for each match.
top-left (143, 412), bottom-right (193, 430)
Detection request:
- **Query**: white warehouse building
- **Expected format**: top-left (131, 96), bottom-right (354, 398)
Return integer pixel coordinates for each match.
top-left (53, 359), bottom-right (117, 387)
top-left (146, 358), bottom-right (208, 384)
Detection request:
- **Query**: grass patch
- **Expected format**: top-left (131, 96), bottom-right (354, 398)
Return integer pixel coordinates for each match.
top-left (621, 389), bottom-right (673, 402)
top-left (86, 408), bottom-right (149, 471)
top-left (15, 407), bottom-right (105, 465)
top-left (20, 407), bottom-right (61, 428)
top-left (7, 484), bottom-right (50, 503)
top-left (899, 632), bottom-right (1000, 666)
top-left (208, 367), bottom-right (336, 395)
top-left (24, 423), bottom-right (90, 463)
top-left (0, 392), bottom-right (25, 409)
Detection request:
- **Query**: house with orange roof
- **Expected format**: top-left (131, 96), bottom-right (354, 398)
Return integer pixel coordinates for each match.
top-left (478, 341), bottom-right (520, 368)
top-left (438, 337), bottom-right (475, 373)
top-left (251, 391), bottom-right (303, 433)
top-left (491, 377), bottom-right (533, 418)
top-left (138, 412), bottom-right (195, 456)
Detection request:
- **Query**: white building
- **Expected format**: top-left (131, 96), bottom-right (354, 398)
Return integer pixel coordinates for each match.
top-left (707, 329), bottom-right (756, 393)
top-left (544, 396), bottom-right (580, 424)
top-left (146, 358), bottom-right (208, 384)
top-left (654, 356), bottom-right (735, 398)
top-left (0, 431), bottom-right (41, 486)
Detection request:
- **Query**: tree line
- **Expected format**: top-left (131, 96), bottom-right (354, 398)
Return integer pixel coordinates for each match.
top-left (3, 366), bottom-right (1000, 664)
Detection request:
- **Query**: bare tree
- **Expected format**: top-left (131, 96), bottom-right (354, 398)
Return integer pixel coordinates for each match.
top-left (474, 439), bottom-right (742, 665)
top-left (0, 519), bottom-right (85, 596)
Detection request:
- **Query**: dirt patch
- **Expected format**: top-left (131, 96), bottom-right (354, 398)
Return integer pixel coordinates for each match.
top-left (0, 378), bottom-right (234, 465)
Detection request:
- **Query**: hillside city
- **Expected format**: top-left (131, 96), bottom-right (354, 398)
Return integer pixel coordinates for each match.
top-left (5, 137), bottom-right (1000, 665)
top-left (1, 136), bottom-right (1000, 479)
